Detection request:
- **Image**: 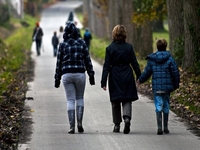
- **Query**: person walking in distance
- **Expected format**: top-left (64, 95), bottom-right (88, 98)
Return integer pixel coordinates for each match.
top-left (32, 22), bottom-right (43, 56)
top-left (54, 22), bottom-right (95, 134)
top-left (74, 21), bottom-right (81, 38)
top-left (137, 39), bottom-right (180, 135)
top-left (101, 24), bottom-right (141, 134)
top-left (58, 26), bottom-right (64, 44)
top-left (67, 11), bottom-right (74, 23)
top-left (52, 31), bottom-right (59, 57)
top-left (83, 28), bottom-right (92, 51)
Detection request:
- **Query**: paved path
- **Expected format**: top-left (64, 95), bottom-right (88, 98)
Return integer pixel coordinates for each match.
top-left (18, 1), bottom-right (200, 150)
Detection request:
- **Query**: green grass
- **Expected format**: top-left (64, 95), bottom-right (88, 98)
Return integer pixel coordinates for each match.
top-left (0, 15), bottom-right (36, 100)
top-left (90, 36), bottom-right (110, 60)
top-left (76, 12), bottom-right (84, 24)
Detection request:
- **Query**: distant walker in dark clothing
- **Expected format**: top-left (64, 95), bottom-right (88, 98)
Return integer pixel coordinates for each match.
top-left (67, 11), bottom-right (74, 23)
top-left (74, 21), bottom-right (81, 38)
top-left (32, 22), bottom-right (43, 56)
top-left (52, 31), bottom-right (59, 57)
top-left (83, 28), bottom-right (92, 51)
top-left (101, 24), bottom-right (141, 134)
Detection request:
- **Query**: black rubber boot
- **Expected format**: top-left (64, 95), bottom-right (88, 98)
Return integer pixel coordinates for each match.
top-left (113, 123), bottom-right (120, 133)
top-left (68, 110), bottom-right (75, 134)
top-left (163, 113), bottom-right (170, 134)
top-left (76, 106), bottom-right (84, 133)
top-left (123, 117), bottom-right (131, 134)
top-left (122, 102), bottom-right (132, 134)
top-left (156, 112), bottom-right (163, 135)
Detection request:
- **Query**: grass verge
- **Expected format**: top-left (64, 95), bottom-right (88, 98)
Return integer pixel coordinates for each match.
top-left (0, 14), bottom-right (36, 149)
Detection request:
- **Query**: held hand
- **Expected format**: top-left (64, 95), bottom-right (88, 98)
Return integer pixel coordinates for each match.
top-left (136, 79), bottom-right (140, 86)
top-left (102, 86), bottom-right (106, 91)
top-left (89, 75), bottom-right (95, 85)
top-left (55, 80), bottom-right (60, 88)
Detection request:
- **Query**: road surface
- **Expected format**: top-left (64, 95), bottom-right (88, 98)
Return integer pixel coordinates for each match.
top-left (18, 1), bottom-right (200, 150)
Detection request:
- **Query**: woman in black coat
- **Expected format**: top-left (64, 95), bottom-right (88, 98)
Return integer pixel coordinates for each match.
top-left (101, 24), bottom-right (141, 134)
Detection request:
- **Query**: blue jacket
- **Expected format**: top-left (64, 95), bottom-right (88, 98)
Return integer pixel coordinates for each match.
top-left (139, 51), bottom-right (180, 93)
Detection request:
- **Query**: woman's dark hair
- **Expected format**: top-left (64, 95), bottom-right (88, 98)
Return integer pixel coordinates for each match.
top-left (112, 24), bottom-right (127, 42)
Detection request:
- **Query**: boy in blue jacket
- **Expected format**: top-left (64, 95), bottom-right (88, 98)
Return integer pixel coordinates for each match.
top-left (137, 39), bottom-right (180, 135)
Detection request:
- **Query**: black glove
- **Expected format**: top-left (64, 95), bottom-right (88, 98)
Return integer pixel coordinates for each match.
top-left (55, 80), bottom-right (60, 88)
top-left (89, 75), bottom-right (95, 85)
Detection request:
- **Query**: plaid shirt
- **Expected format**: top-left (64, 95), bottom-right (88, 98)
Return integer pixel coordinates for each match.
top-left (55, 38), bottom-right (94, 80)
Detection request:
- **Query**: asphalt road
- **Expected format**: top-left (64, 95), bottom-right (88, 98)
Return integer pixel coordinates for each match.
top-left (18, 1), bottom-right (200, 150)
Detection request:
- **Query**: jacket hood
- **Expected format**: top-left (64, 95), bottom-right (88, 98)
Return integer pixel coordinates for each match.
top-left (146, 51), bottom-right (171, 63)
top-left (63, 22), bottom-right (80, 40)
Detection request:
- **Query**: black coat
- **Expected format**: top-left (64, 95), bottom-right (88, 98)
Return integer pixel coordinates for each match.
top-left (52, 35), bottom-right (59, 46)
top-left (101, 41), bottom-right (141, 102)
top-left (32, 27), bottom-right (43, 40)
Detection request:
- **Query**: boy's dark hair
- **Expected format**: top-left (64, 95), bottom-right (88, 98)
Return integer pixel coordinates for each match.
top-left (156, 39), bottom-right (167, 51)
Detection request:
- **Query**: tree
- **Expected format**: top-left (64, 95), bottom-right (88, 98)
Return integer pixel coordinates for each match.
top-left (132, 0), bottom-right (167, 57)
top-left (0, 3), bottom-right (10, 25)
top-left (83, 0), bottom-right (167, 58)
top-left (24, 0), bottom-right (56, 16)
top-left (166, 0), bottom-right (184, 54)
top-left (183, 0), bottom-right (200, 71)
top-left (167, 0), bottom-right (200, 71)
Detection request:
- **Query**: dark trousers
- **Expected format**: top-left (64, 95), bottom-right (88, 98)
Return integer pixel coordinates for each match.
top-left (111, 101), bottom-right (132, 124)
top-left (35, 39), bottom-right (42, 55)
top-left (53, 45), bottom-right (58, 56)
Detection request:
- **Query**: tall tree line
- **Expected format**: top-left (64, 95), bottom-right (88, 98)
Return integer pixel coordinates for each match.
top-left (83, 0), bottom-right (200, 72)
top-left (24, 0), bottom-right (56, 16)
top-left (167, 0), bottom-right (200, 71)
top-left (83, 0), bottom-right (153, 59)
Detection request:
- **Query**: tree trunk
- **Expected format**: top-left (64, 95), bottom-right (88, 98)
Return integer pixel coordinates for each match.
top-left (84, 0), bottom-right (153, 58)
top-left (166, 0), bottom-right (184, 54)
top-left (82, 0), bottom-right (90, 28)
top-left (152, 20), bottom-right (164, 31)
top-left (131, 2), bottom-right (153, 58)
top-left (122, 0), bottom-right (134, 44)
top-left (183, 0), bottom-right (200, 70)
top-left (133, 21), bottom-right (153, 58)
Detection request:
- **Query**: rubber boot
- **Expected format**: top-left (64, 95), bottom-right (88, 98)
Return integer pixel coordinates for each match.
top-left (76, 106), bottom-right (84, 133)
top-left (123, 102), bottom-right (132, 134)
top-left (68, 110), bottom-right (75, 134)
top-left (156, 112), bottom-right (163, 135)
top-left (163, 113), bottom-right (170, 134)
top-left (123, 116), bottom-right (131, 134)
top-left (113, 123), bottom-right (120, 133)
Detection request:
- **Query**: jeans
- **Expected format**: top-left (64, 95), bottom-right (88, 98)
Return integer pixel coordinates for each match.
top-left (62, 73), bottom-right (86, 111)
top-left (154, 93), bottom-right (170, 113)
